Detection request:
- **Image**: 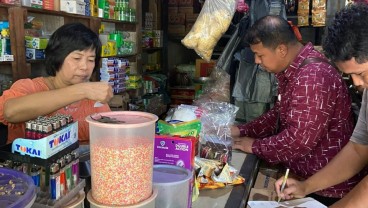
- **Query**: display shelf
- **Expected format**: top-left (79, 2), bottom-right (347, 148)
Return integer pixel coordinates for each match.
top-left (0, 1), bottom-right (142, 82)
top-left (102, 53), bottom-right (138, 58)
top-left (143, 47), bottom-right (163, 52)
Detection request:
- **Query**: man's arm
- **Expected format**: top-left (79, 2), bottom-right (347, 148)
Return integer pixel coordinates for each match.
top-left (276, 141), bottom-right (368, 199)
top-left (304, 141), bottom-right (368, 194)
top-left (330, 175), bottom-right (368, 208)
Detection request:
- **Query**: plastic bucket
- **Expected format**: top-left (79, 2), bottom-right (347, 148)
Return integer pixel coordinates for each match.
top-left (87, 189), bottom-right (158, 208)
top-left (153, 165), bottom-right (193, 208)
top-left (0, 167), bottom-right (36, 208)
top-left (86, 111), bottom-right (158, 206)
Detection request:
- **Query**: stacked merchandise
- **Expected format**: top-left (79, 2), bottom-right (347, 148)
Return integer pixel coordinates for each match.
top-left (25, 36), bottom-right (48, 60)
top-left (0, 21), bottom-right (13, 62)
top-left (298, 0), bottom-right (327, 27)
top-left (0, 114), bottom-right (84, 207)
top-left (100, 57), bottom-right (129, 94)
top-left (155, 103), bottom-right (244, 205)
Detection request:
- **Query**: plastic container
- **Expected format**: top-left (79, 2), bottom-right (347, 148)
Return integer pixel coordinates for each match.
top-left (0, 167), bottom-right (36, 208)
top-left (87, 189), bottom-right (158, 208)
top-left (64, 191), bottom-right (85, 208)
top-left (86, 111), bottom-right (158, 206)
top-left (153, 165), bottom-right (193, 208)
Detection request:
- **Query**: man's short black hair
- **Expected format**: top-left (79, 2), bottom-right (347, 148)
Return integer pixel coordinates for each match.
top-left (45, 22), bottom-right (102, 76)
top-left (323, 3), bottom-right (368, 64)
top-left (244, 15), bottom-right (298, 49)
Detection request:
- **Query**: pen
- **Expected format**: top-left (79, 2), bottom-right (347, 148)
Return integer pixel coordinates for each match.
top-left (277, 168), bottom-right (290, 203)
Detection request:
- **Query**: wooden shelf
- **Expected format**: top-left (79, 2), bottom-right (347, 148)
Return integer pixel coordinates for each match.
top-left (0, 0), bottom-right (142, 82)
top-left (143, 47), bottom-right (163, 52)
top-left (102, 53), bottom-right (138, 58)
top-left (0, 61), bottom-right (13, 65)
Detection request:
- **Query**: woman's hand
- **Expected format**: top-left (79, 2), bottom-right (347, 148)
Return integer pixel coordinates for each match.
top-left (79, 82), bottom-right (113, 103)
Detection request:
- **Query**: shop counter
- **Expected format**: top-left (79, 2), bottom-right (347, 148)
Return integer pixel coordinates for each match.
top-left (192, 150), bottom-right (260, 208)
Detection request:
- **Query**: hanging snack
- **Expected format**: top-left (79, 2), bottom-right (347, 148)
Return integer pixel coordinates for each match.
top-left (312, 0), bottom-right (326, 10)
top-left (297, 11), bottom-right (310, 26)
top-left (181, 0), bottom-right (237, 62)
top-left (297, 0), bottom-right (310, 27)
top-left (312, 0), bottom-right (327, 27)
top-left (312, 9), bottom-right (326, 27)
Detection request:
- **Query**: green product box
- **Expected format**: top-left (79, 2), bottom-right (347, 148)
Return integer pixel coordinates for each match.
top-left (25, 36), bottom-right (49, 49)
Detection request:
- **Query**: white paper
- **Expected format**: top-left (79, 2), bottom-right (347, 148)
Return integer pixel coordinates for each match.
top-left (247, 197), bottom-right (327, 208)
top-left (94, 102), bottom-right (104, 107)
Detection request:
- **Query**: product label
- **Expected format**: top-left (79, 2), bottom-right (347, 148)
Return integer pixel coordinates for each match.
top-left (154, 135), bottom-right (195, 170)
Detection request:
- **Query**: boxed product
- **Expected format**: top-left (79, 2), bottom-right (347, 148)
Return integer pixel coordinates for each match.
top-left (178, 0), bottom-right (193, 7)
top-left (26, 48), bottom-right (45, 60)
top-left (253, 168), bottom-right (279, 190)
top-left (178, 7), bottom-right (194, 14)
top-left (247, 188), bottom-right (277, 207)
top-left (25, 36), bottom-right (49, 49)
top-left (195, 59), bottom-right (216, 77)
top-left (31, 0), bottom-right (43, 8)
top-left (168, 13), bottom-right (186, 25)
top-left (154, 135), bottom-right (197, 171)
top-left (60, 0), bottom-right (86, 15)
top-left (170, 87), bottom-right (195, 100)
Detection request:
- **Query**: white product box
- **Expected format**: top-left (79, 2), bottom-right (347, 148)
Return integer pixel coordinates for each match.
top-left (60, 0), bottom-right (86, 15)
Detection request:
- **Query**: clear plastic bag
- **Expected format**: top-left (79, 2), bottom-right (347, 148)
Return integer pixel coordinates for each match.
top-left (181, 0), bottom-right (237, 61)
top-left (196, 102), bottom-right (238, 163)
top-left (193, 67), bottom-right (231, 104)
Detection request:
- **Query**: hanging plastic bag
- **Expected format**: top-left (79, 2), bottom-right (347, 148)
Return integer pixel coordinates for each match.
top-left (181, 0), bottom-right (237, 62)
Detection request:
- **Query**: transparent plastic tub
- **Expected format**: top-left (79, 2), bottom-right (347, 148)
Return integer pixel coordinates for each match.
top-left (0, 167), bottom-right (36, 208)
top-left (86, 111), bottom-right (158, 206)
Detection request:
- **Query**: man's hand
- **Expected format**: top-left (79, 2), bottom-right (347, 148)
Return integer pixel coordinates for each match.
top-left (275, 177), bottom-right (308, 200)
top-left (233, 136), bottom-right (255, 153)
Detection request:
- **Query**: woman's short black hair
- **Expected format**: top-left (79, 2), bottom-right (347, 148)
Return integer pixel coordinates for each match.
top-left (244, 15), bottom-right (298, 49)
top-left (323, 3), bottom-right (368, 64)
top-left (45, 22), bottom-right (102, 76)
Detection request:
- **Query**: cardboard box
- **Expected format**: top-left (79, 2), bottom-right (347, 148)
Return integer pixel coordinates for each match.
top-left (178, 7), bottom-right (193, 14)
top-left (25, 36), bottom-right (48, 49)
top-left (186, 22), bottom-right (194, 33)
top-left (31, 0), bottom-right (43, 8)
top-left (168, 13), bottom-right (186, 25)
top-left (170, 98), bottom-right (193, 106)
top-left (195, 59), bottom-right (216, 77)
top-left (178, 0), bottom-right (193, 7)
top-left (26, 48), bottom-right (45, 60)
top-left (170, 87), bottom-right (195, 99)
top-left (168, 25), bottom-right (186, 36)
top-left (246, 188), bottom-right (277, 208)
top-left (168, 0), bottom-right (178, 6)
top-left (253, 168), bottom-right (279, 190)
top-left (60, 0), bottom-right (86, 15)
top-left (186, 14), bottom-right (199, 23)
top-left (168, 6), bottom-right (178, 14)
top-left (154, 135), bottom-right (198, 171)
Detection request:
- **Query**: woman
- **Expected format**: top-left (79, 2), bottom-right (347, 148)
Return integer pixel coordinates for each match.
top-left (0, 22), bottom-right (113, 144)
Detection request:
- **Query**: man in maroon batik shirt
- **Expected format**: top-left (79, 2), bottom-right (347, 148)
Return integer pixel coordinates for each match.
top-left (230, 15), bottom-right (366, 206)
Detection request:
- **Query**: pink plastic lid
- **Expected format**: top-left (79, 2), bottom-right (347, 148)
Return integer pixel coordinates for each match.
top-left (86, 111), bottom-right (158, 128)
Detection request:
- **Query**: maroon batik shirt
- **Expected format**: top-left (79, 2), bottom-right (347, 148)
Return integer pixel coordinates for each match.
top-left (237, 42), bottom-right (364, 198)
